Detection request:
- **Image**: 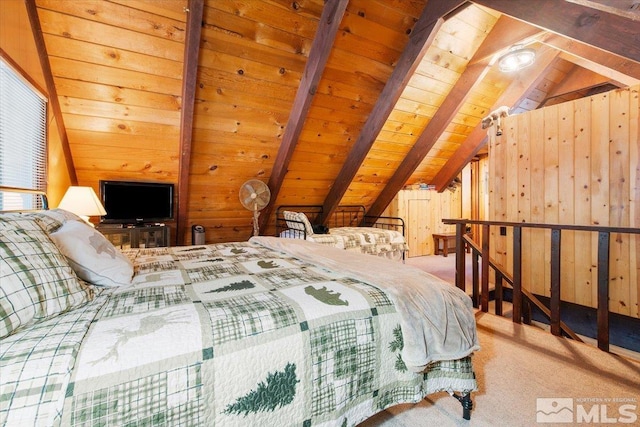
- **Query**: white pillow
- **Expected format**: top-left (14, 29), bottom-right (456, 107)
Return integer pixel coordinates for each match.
top-left (283, 211), bottom-right (314, 235)
top-left (50, 220), bottom-right (133, 286)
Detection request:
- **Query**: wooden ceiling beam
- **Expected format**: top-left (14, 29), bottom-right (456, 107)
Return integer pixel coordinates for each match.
top-left (542, 64), bottom-right (614, 104)
top-left (430, 46), bottom-right (561, 192)
top-left (473, 0), bottom-right (640, 63)
top-left (318, 0), bottom-right (469, 224)
top-left (176, 0), bottom-right (203, 245)
top-left (25, 0), bottom-right (77, 185)
top-left (365, 16), bottom-right (543, 219)
top-left (539, 33), bottom-right (640, 84)
top-left (565, 0), bottom-right (640, 20)
top-left (258, 0), bottom-right (349, 233)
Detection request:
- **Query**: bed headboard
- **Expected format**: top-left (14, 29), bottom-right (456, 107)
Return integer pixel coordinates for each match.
top-left (0, 185), bottom-right (49, 212)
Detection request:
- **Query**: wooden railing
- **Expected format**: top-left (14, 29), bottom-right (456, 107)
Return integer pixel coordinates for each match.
top-left (442, 219), bottom-right (640, 353)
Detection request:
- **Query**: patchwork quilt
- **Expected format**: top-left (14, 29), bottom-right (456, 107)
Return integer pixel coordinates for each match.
top-left (280, 227), bottom-right (408, 260)
top-left (1, 240), bottom-right (476, 427)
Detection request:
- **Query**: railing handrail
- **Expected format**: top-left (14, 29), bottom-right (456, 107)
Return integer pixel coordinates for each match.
top-left (443, 218), bottom-right (640, 235)
top-left (441, 218), bottom-right (638, 354)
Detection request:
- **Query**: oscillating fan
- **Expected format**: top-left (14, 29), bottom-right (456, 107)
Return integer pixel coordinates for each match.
top-left (239, 179), bottom-right (271, 236)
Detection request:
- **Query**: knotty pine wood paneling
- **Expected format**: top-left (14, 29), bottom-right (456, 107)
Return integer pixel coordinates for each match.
top-left (489, 85), bottom-right (640, 318)
top-left (35, 0), bottom-right (187, 239)
top-left (392, 186), bottom-right (462, 257)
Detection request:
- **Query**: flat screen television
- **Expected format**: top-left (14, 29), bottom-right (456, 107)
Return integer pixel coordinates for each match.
top-left (100, 180), bottom-right (174, 225)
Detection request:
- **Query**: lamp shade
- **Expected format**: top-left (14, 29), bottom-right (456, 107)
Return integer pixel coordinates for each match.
top-left (58, 186), bottom-right (106, 217)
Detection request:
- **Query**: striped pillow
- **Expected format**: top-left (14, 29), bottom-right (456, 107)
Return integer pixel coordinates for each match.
top-left (0, 213), bottom-right (93, 338)
top-left (26, 208), bottom-right (84, 233)
top-left (283, 211), bottom-right (314, 235)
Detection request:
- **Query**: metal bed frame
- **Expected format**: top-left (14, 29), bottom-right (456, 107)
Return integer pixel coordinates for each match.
top-left (275, 205), bottom-right (407, 260)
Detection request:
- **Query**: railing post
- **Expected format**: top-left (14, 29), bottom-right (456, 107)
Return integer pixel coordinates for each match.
top-left (550, 228), bottom-right (562, 336)
top-left (481, 223), bottom-right (490, 312)
top-left (494, 271), bottom-right (503, 316)
top-left (455, 222), bottom-right (466, 293)
top-left (472, 251), bottom-right (480, 308)
top-left (597, 231), bottom-right (610, 352)
top-left (512, 226), bottom-right (522, 324)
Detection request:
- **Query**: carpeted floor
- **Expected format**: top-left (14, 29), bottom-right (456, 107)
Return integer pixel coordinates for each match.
top-left (357, 255), bottom-right (640, 426)
top-left (359, 312), bottom-right (640, 427)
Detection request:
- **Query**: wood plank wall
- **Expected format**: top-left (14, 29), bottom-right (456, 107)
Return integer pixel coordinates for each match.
top-left (391, 185), bottom-right (462, 257)
top-left (489, 85), bottom-right (639, 318)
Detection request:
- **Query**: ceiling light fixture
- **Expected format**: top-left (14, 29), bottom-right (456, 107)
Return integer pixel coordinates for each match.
top-left (498, 45), bottom-right (536, 73)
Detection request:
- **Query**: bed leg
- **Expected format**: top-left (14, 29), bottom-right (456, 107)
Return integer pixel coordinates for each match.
top-left (450, 392), bottom-right (473, 420)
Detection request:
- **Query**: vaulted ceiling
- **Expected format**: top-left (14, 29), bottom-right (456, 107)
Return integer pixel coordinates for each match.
top-left (24, 0), bottom-right (640, 243)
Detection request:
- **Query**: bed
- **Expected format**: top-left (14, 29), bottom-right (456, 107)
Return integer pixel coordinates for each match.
top-left (276, 205), bottom-right (409, 261)
top-left (0, 188), bottom-right (479, 426)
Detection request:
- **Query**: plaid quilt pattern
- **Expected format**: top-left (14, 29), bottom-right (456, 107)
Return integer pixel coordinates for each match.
top-left (2, 241), bottom-right (476, 427)
top-left (287, 227), bottom-right (408, 260)
top-left (0, 214), bottom-right (92, 339)
top-left (0, 291), bottom-right (108, 427)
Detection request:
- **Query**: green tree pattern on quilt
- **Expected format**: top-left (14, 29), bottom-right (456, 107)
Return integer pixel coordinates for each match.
top-left (205, 280), bottom-right (254, 293)
top-left (389, 325), bottom-right (407, 372)
top-left (224, 363), bottom-right (299, 416)
top-left (304, 285), bottom-right (349, 306)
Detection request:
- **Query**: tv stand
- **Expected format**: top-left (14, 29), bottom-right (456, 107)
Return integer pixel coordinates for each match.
top-left (97, 223), bottom-right (170, 249)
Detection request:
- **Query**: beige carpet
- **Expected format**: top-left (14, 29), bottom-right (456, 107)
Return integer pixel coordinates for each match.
top-left (359, 312), bottom-right (640, 426)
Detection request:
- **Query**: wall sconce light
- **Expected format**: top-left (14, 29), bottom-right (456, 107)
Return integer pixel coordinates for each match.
top-left (58, 186), bottom-right (106, 225)
top-left (498, 45), bottom-right (536, 73)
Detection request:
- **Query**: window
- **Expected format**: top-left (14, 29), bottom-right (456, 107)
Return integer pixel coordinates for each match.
top-left (0, 57), bottom-right (47, 210)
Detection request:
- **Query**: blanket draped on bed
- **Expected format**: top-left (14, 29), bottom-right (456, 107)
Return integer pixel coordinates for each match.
top-left (251, 237), bottom-right (480, 372)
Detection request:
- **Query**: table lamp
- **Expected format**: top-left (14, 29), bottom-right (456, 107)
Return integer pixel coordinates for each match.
top-left (58, 186), bottom-right (106, 225)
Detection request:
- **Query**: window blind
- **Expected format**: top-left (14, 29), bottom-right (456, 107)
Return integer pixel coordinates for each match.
top-left (0, 58), bottom-right (47, 210)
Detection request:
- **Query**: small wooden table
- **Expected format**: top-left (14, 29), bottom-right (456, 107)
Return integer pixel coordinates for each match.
top-left (433, 232), bottom-right (475, 257)
top-left (433, 233), bottom-right (457, 257)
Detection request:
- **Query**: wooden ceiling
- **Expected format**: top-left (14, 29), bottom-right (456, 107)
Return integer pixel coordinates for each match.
top-left (27, 0), bottom-right (640, 243)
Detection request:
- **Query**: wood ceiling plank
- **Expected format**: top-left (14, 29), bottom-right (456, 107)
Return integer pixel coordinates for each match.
top-left (347, 0), bottom-right (421, 31)
top-left (208, 0), bottom-right (319, 40)
top-left (67, 129), bottom-right (179, 151)
top-left (203, 7), bottom-right (314, 55)
top-left (108, 0), bottom-right (188, 22)
top-left (63, 114), bottom-right (180, 138)
top-left (44, 34), bottom-right (184, 79)
top-left (60, 97), bottom-right (180, 126)
top-left (199, 26), bottom-right (306, 72)
top-left (49, 56), bottom-right (182, 94)
top-left (36, 0), bottom-right (187, 41)
top-left (37, 8), bottom-right (184, 62)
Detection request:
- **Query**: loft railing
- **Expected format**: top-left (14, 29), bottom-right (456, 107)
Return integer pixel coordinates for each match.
top-left (442, 219), bottom-right (640, 353)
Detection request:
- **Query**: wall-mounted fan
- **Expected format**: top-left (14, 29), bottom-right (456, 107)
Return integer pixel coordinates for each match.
top-left (239, 179), bottom-right (271, 236)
